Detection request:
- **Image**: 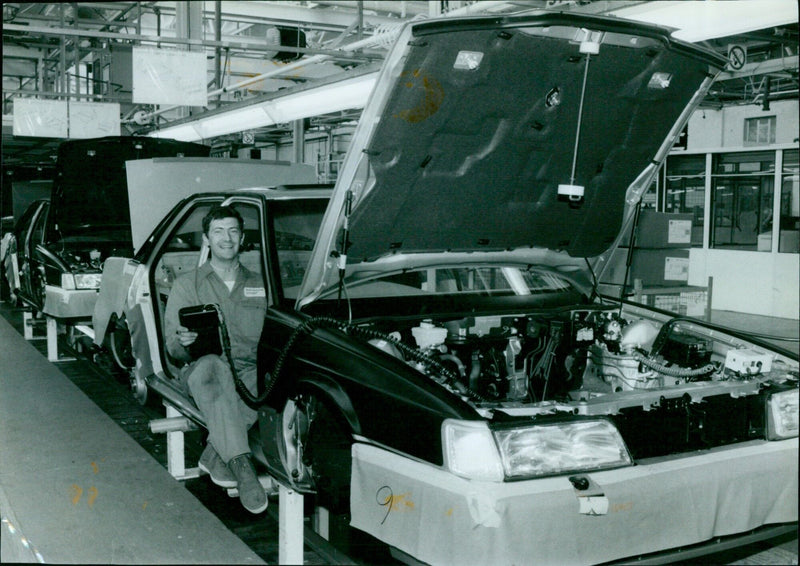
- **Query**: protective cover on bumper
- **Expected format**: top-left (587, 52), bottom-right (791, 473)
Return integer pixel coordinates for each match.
top-left (43, 285), bottom-right (98, 318)
top-left (350, 441), bottom-right (798, 566)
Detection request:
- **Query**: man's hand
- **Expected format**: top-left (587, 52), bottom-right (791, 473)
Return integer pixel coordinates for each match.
top-left (176, 325), bottom-right (198, 347)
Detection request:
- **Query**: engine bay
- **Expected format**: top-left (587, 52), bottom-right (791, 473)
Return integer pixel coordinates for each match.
top-left (364, 305), bottom-right (799, 414)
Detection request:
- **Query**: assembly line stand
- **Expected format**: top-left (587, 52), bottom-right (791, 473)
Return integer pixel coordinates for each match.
top-left (150, 403), bottom-right (317, 564)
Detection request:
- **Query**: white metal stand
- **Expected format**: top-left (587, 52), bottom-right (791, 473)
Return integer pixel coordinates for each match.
top-left (151, 404), bottom-right (329, 564)
top-left (23, 311), bottom-right (76, 362)
top-left (224, 475), bottom-right (309, 563)
top-left (313, 506), bottom-right (330, 540)
top-left (279, 484), bottom-right (305, 565)
top-left (23, 309), bottom-right (96, 362)
top-left (22, 310), bottom-right (45, 341)
top-left (46, 317), bottom-right (75, 362)
top-left (149, 404), bottom-right (200, 480)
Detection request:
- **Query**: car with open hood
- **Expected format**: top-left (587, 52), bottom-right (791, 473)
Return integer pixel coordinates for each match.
top-left (104, 12), bottom-right (797, 566)
top-left (9, 136), bottom-right (209, 318)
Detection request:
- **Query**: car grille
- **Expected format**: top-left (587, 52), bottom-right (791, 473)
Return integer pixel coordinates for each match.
top-left (611, 392), bottom-right (766, 459)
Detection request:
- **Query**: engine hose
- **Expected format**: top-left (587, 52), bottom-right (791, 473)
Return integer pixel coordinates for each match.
top-left (631, 350), bottom-right (716, 377)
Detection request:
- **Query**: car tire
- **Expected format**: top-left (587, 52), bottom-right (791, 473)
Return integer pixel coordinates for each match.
top-left (297, 393), bottom-right (353, 514)
top-left (108, 315), bottom-right (135, 370)
top-left (32, 266), bottom-right (47, 312)
top-left (130, 366), bottom-right (148, 405)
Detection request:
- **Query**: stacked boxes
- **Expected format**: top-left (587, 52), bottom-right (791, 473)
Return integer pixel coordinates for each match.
top-left (632, 211), bottom-right (692, 287)
top-left (604, 211), bottom-right (693, 288)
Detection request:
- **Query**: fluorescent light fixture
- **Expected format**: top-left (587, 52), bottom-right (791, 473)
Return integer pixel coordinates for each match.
top-left (149, 122), bottom-right (202, 142)
top-left (609, 0), bottom-right (797, 43)
top-left (149, 71), bottom-right (377, 142)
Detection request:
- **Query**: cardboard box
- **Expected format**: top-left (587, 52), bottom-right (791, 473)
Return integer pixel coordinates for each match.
top-left (599, 247), bottom-right (690, 287)
top-left (620, 211), bottom-right (694, 248)
top-left (631, 248), bottom-right (690, 287)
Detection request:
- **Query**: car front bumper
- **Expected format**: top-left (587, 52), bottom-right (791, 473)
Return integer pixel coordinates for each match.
top-left (43, 285), bottom-right (98, 318)
top-left (350, 438), bottom-right (798, 566)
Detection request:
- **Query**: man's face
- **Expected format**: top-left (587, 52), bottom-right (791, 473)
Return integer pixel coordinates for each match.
top-left (204, 217), bottom-right (242, 261)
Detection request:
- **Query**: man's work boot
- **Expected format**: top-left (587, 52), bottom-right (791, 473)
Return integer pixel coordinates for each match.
top-left (198, 444), bottom-right (236, 488)
top-left (228, 454), bottom-right (268, 514)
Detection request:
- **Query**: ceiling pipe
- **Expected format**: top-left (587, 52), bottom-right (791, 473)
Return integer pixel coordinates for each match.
top-left (1, 23), bottom-right (380, 59)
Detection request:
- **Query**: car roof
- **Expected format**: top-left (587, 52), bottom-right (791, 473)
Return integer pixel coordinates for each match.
top-left (219, 186), bottom-right (334, 200)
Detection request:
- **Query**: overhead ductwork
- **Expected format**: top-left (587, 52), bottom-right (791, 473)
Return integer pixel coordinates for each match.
top-left (265, 26), bottom-right (307, 62)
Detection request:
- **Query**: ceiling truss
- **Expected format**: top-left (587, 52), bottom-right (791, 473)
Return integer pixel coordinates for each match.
top-left (2, 1), bottom-right (798, 169)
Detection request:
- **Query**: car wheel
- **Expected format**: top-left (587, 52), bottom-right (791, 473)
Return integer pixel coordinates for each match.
top-left (296, 393), bottom-right (353, 514)
top-left (109, 316), bottom-right (135, 370)
top-left (32, 268), bottom-right (47, 312)
top-left (130, 366), bottom-right (148, 405)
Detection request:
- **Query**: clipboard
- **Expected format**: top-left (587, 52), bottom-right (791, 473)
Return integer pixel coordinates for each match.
top-left (179, 304), bottom-right (223, 359)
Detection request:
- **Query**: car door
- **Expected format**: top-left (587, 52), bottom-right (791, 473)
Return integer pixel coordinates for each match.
top-left (135, 196), bottom-right (269, 388)
top-left (14, 200), bottom-right (49, 308)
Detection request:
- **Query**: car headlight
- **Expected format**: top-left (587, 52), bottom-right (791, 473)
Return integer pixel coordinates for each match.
top-left (442, 418), bottom-right (633, 481)
top-left (494, 419), bottom-right (633, 479)
top-left (73, 273), bottom-right (102, 289)
top-left (442, 420), bottom-right (504, 481)
top-left (766, 388), bottom-right (799, 440)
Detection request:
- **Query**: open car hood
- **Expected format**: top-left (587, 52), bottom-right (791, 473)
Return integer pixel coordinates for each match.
top-left (47, 136), bottom-right (209, 247)
top-left (297, 12), bottom-right (725, 309)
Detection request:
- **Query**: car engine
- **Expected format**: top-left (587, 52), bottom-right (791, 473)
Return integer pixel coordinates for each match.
top-left (367, 307), bottom-right (788, 408)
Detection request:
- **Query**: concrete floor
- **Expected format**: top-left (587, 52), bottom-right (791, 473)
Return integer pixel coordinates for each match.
top-left (0, 314), bottom-right (265, 565)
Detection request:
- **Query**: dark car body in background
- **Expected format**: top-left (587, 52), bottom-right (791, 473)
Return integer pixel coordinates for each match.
top-left (7, 198), bottom-right (49, 309)
top-left (97, 13), bottom-right (797, 566)
top-left (11, 136), bottom-right (209, 317)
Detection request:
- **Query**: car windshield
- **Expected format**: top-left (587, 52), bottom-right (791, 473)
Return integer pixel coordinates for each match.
top-left (332, 266), bottom-right (575, 299)
top-left (298, 263), bottom-right (587, 320)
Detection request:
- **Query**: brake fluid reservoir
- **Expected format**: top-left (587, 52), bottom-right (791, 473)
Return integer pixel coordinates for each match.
top-left (412, 321), bottom-right (448, 350)
top-left (620, 320), bottom-right (660, 352)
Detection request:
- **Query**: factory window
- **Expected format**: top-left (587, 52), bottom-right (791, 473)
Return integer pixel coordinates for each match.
top-left (779, 149), bottom-right (799, 253)
top-left (710, 151), bottom-right (775, 251)
top-left (743, 116), bottom-right (776, 145)
top-left (665, 154), bottom-right (705, 246)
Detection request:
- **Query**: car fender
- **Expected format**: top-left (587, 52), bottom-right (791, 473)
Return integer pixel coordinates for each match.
top-left (3, 249), bottom-right (20, 293)
top-left (262, 376), bottom-right (359, 495)
top-left (92, 257), bottom-right (137, 346)
top-left (292, 372), bottom-right (361, 435)
top-left (262, 320), bottom-right (476, 466)
top-left (125, 302), bottom-right (157, 380)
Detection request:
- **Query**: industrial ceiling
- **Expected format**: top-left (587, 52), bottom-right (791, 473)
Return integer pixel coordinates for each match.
top-left (2, 1), bottom-right (798, 171)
